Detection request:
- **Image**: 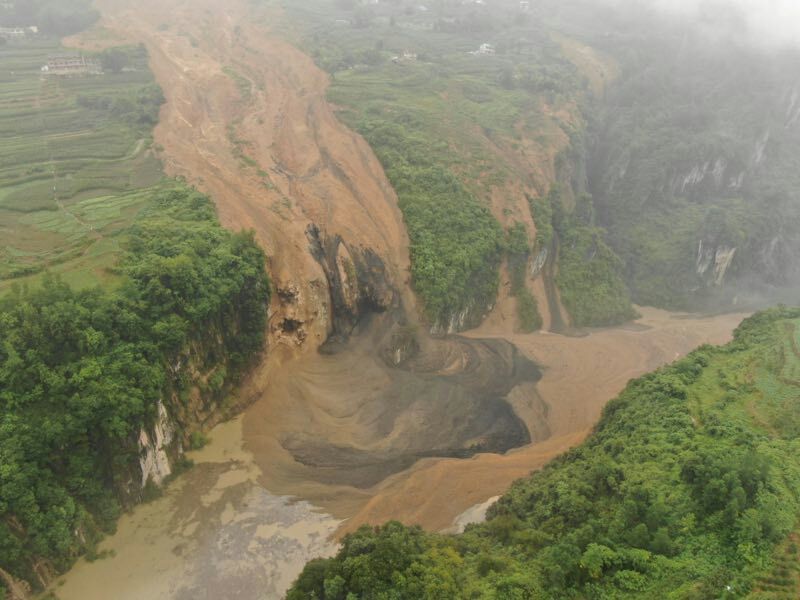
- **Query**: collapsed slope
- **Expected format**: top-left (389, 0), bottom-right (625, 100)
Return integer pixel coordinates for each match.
top-left (80, 0), bottom-right (542, 499)
top-left (77, 0), bottom-right (748, 530)
top-left (32, 3), bottom-right (753, 597)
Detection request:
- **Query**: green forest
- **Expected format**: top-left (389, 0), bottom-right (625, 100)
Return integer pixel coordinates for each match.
top-left (0, 186), bottom-right (270, 594)
top-left (281, 0), bottom-right (639, 330)
top-left (545, 0), bottom-right (800, 311)
top-left (288, 307), bottom-right (800, 599)
top-left (529, 185), bottom-right (635, 328)
top-left (354, 119), bottom-right (504, 330)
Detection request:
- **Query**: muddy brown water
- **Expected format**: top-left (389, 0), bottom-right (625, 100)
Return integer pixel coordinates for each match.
top-left (49, 308), bottom-right (746, 599)
top-left (50, 417), bottom-right (341, 600)
top-left (47, 1), bottom-right (751, 597)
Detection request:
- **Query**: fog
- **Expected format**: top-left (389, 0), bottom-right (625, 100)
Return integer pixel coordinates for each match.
top-left (646, 0), bottom-right (800, 48)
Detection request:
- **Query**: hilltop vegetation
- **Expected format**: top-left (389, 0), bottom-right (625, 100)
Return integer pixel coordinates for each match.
top-left (289, 307), bottom-right (800, 599)
top-left (0, 186), bottom-right (270, 594)
top-left (281, 0), bottom-right (635, 330)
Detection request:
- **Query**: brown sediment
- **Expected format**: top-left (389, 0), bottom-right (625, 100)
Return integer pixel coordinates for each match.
top-left (74, 0), bottom-right (414, 356)
top-left (58, 2), bottom-right (750, 597)
top-left (73, 0), bottom-right (544, 536)
top-left (241, 309), bottom-right (541, 508)
top-left (50, 418), bottom-right (342, 600)
top-left (336, 306), bottom-right (747, 534)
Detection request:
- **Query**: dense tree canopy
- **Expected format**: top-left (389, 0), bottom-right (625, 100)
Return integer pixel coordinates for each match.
top-left (0, 186), bottom-right (269, 591)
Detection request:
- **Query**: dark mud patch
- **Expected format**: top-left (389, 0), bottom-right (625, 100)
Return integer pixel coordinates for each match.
top-left (278, 325), bottom-right (541, 488)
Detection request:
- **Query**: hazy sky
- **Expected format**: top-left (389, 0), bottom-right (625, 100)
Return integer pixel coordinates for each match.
top-left (649, 0), bottom-right (800, 48)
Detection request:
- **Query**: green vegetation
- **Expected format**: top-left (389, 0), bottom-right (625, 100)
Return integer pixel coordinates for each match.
top-left (289, 307), bottom-right (800, 598)
top-left (537, 185), bottom-right (635, 327)
top-left (537, 0), bottom-right (800, 310)
top-left (507, 222), bottom-right (541, 332)
top-left (356, 119), bottom-right (504, 328)
top-left (0, 18), bottom-right (275, 595)
top-left (0, 186), bottom-right (269, 592)
top-left (279, 0), bottom-right (581, 329)
top-left (0, 39), bottom-right (163, 287)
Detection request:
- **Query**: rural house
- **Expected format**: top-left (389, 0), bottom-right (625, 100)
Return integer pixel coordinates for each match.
top-left (42, 54), bottom-right (103, 77)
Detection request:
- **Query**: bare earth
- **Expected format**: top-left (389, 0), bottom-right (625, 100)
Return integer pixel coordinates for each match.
top-left (53, 0), bottom-right (750, 598)
top-left (342, 306), bottom-right (746, 533)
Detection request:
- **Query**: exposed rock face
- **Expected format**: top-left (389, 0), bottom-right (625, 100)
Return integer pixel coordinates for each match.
top-left (120, 311), bottom-right (269, 504)
top-left (380, 325), bottom-right (421, 367)
top-left (530, 247), bottom-right (548, 278)
top-left (306, 224), bottom-right (396, 343)
top-left (429, 305), bottom-right (485, 336)
top-left (696, 241), bottom-right (737, 287)
top-left (138, 400), bottom-right (175, 488)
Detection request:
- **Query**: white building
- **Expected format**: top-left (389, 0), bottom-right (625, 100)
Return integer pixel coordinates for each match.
top-left (470, 43), bottom-right (495, 56)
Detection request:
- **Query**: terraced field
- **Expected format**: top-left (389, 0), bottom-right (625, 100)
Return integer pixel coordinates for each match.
top-left (0, 39), bottom-right (164, 289)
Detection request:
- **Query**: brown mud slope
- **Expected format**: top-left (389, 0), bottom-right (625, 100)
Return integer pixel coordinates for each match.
top-left (75, 0), bottom-right (749, 542)
top-left (243, 314), bottom-right (545, 514)
top-left (78, 0), bottom-right (539, 515)
top-left (80, 0), bottom-right (412, 350)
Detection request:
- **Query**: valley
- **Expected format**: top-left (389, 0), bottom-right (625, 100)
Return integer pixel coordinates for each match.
top-left (1, 0), bottom-right (796, 598)
top-left (47, 307), bottom-right (744, 598)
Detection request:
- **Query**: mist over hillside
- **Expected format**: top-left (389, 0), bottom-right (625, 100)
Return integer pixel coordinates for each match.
top-left (2, 0), bottom-right (800, 599)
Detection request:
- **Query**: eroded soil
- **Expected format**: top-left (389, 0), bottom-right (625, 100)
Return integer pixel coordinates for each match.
top-left (54, 1), bottom-right (751, 598)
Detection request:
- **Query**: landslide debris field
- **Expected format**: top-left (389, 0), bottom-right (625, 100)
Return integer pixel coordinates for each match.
top-left (48, 0), bottom-right (751, 597)
top-left (76, 0), bottom-right (749, 531)
top-left (77, 0), bottom-right (547, 506)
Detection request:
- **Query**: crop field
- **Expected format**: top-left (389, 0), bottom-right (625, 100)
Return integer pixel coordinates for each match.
top-left (0, 39), bottom-right (164, 289)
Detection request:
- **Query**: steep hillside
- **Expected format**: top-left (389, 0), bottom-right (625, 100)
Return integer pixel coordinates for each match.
top-left (541, 0), bottom-right (800, 311)
top-left (0, 6), bottom-right (274, 594)
top-left (0, 187), bottom-right (270, 596)
top-left (281, 0), bottom-right (800, 322)
top-left (288, 307), bottom-right (800, 599)
top-left (280, 0), bottom-right (636, 330)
